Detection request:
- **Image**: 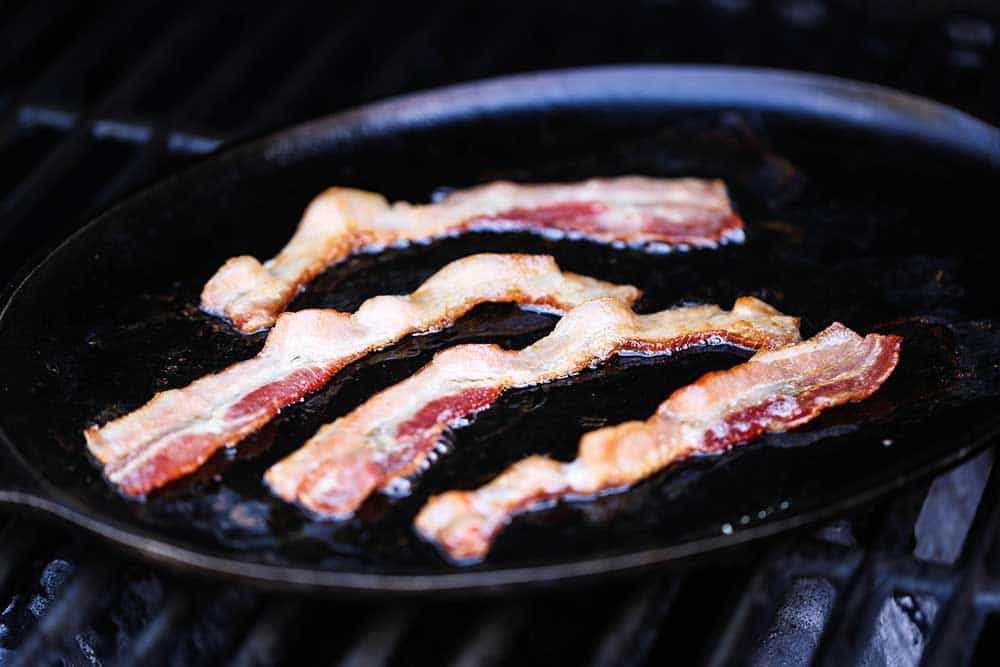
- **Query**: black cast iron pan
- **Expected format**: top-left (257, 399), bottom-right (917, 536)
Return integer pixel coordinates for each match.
top-left (1, 66), bottom-right (999, 595)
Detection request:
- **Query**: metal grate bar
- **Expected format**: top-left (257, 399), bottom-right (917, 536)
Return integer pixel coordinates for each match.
top-left (165, 1), bottom-right (313, 134)
top-left (920, 460), bottom-right (1000, 666)
top-left (443, 7), bottom-right (539, 82)
top-left (365, 2), bottom-right (541, 101)
top-left (975, 578), bottom-right (1000, 612)
top-left (111, 590), bottom-right (193, 667)
top-left (225, 599), bottom-right (304, 667)
top-left (357, 0), bottom-right (468, 103)
top-left (0, 3), bottom-right (210, 234)
top-left (233, 1), bottom-right (382, 135)
top-left (449, 604), bottom-right (529, 667)
top-left (336, 608), bottom-right (414, 667)
top-left (813, 453), bottom-right (1000, 665)
top-left (89, 5), bottom-right (233, 121)
top-left (0, 2), bottom-right (107, 102)
top-left (0, 1), bottom-right (78, 74)
top-left (869, 480), bottom-right (936, 555)
top-left (7, 561), bottom-right (111, 667)
top-left (706, 539), bottom-right (863, 666)
top-left (0, 4), bottom-right (236, 289)
top-left (0, 1), bottom-right (143, 139)
top-left (873, 555), bottom-right (955, 599)
top-left (813, 557), bottom-right (904, 666)
top-left (812, 483), bottom-right (939, 665)
top-left (97, 2), bottom-right (309, 199)
top-left (948, 454), bottom-right (1000, 572)
top-left (588, 576), bottom-right (681, 667)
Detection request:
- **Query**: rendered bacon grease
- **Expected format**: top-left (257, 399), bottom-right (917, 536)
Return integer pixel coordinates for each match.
top-left (85, 254), bottom-right (640, 498)
top-left (265, 297), bottom-right (799, 518)
top-left (201, 177), bottom-right (744, 332)
top-left (415, 323), bottom-right (901, 563)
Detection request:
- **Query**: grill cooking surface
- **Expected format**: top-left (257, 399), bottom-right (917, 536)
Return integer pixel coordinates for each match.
top-left (2, 1), bottom-right (999, 665)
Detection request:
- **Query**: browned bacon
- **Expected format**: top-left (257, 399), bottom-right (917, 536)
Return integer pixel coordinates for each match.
top-left (415, 323), bottom-right (901, 563)
top-left (84, 254), bottom-right (640, 498)
top-left (265, 297), bottom-right (799, 518)
top-left (202, 177), bottom-right (743, 332)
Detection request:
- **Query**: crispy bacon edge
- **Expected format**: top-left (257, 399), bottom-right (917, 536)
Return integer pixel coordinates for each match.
top-left (84, 254), bottom-right (640, 498)
top-left (264, 296), bottom-right (800, 518)
top-left (201, 176), bottom-right (743, 332)
top-left (414, 323), bottom-right (901, 563)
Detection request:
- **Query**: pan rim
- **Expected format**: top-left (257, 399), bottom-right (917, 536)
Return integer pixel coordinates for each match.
top-left (2, 64), bottom-right (998, 594)
top-left (4, 64), bottom-right (999, 317)
top-left (3, 426), bottom-right (999, 595)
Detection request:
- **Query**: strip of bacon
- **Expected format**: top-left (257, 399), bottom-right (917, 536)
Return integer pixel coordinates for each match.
top-left (202, 177), bottom-right (743, 332)
top-left (85, 254), bottom-right (640, 498)
top-left (265, 296), bottom-right (799, 518)
top-left (415, 323), bottom-right (901, 563)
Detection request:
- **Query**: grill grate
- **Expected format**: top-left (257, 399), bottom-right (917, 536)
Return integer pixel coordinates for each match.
top-left (0, 472), bottom-right (997, 664)
top-left (1, 1), bottom-right (998, 665)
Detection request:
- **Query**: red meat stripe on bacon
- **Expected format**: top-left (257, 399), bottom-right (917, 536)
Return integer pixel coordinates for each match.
top-left (201, 176), bottom-right (743, 332)
top-left (84, 254), bottom-right (641, 498)
top-left (414, 323), bottom-right (901, 563)
top-left (264, 296), bottom-right (800, 518)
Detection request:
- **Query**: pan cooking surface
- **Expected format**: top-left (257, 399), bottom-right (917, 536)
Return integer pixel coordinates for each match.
top-left (1, 68), bottom-right (998, 592)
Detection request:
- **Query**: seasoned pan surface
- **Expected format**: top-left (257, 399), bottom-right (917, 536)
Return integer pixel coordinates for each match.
top-left (1, 67), bottom-right (999, 594)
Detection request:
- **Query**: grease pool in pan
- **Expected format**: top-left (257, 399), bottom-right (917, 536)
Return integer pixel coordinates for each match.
top-left (1, 103), bottom-right (998, 577)
top-left (70, 258), bottom-right (974, 571)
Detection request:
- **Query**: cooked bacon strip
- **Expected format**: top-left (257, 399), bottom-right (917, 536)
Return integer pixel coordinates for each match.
top-left (85, 254), bottom-right (640, 498)
top-left (265, 296), bottom-right (799, 518)
top-left (415, 323), bottom-right (901, 563)
top-left (202, 177), bottom-right (743, 332)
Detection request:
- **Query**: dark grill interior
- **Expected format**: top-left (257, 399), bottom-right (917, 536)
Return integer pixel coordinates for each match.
top-left (1, 1), bottom-right (998, 665)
